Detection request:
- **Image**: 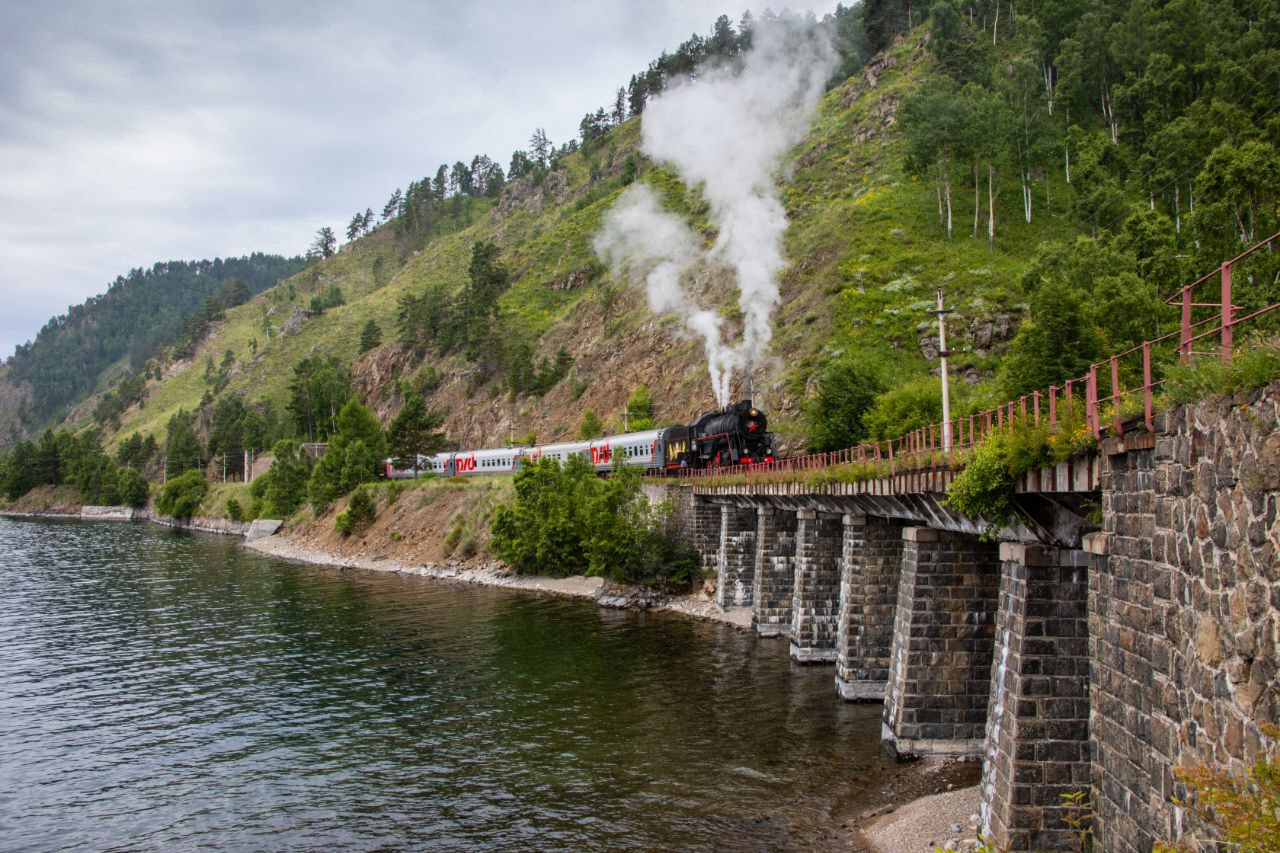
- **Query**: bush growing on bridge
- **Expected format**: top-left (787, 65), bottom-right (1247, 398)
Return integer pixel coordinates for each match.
top-left (945, 406), bottom-right (1097, 536)
top-left (490, 455), bottom-right (697, 590)
top-left (944, 435), bottom-right (1015, 532)
top-left (1161, 336), bottom-right (1280, 406)
top-left (1155, 722), bottom-right (1280, 852)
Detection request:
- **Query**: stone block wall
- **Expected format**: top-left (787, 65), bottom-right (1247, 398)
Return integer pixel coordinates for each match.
top-left (716, 505), bottom-right (757, 609)
top-left (790, 510), bottom-right (842, 663)
top-left (1090, 384), bottom-right (1280, 851)
top-left (753, 507), bottom-right (798, 637)
top-left (883, 526), bottom-right (999, 756)
top-left (837, 514), bottom-right (904, 700)
top-left (980, 544), bottom-right (1090, 851)
top-left (691, 496), bottom-right (722, 579)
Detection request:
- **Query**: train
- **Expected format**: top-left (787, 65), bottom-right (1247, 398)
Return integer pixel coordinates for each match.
top-left (385, 399), bottom-right (775, 478)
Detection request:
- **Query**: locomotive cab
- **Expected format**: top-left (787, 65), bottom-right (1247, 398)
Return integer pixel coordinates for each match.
top-left (658, 425), bottom-right (692, 472)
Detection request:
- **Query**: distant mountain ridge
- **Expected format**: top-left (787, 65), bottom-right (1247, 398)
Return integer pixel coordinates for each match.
top-left (2, 254), bottom-right (304, 436)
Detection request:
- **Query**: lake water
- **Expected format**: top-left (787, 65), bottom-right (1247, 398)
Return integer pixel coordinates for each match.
top-left (0, 517), bottom-right (917, 850)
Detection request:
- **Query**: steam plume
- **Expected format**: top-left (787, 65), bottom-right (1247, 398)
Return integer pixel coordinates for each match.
top-left (594, 17), bottom-right (836, 406)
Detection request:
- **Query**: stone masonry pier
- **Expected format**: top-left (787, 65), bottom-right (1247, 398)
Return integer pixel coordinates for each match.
top-left (836, 514), bottom-right (903, 700)
top-left (790, 510), bottom-right (842, 662)
top-left (674, 379), bottom-right (1280, 852)
top-left (882, 527), bottom-right (998, 757)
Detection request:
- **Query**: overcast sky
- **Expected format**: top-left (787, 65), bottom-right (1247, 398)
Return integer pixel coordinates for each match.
top-left (0, 0), bottom-right (839, 359)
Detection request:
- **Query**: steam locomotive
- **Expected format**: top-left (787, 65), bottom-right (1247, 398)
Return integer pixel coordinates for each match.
top-left (385, 399), bottom-right (775, 478)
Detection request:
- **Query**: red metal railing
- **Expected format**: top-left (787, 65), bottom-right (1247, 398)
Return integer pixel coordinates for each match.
top-left (664, 232), bottom-right (1280, 483)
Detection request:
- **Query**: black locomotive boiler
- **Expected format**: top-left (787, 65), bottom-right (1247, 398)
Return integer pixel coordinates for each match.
top-left (656, 400), bottom-right (775, 472)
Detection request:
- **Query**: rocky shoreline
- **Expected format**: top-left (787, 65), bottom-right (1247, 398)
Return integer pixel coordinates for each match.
top-left (0, 502), bottom-right (753, 631)
top-left (243, 533), bottom-right (755, 630)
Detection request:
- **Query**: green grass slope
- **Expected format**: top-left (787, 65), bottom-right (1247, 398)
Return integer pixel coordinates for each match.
top-left (95, 30), bottom-right (1082, 455)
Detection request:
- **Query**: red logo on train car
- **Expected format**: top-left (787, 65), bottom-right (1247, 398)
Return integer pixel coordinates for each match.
top-left (456, 454), bottom-right (476, 473)
top-left (590, 445), bottom-right (611, 465)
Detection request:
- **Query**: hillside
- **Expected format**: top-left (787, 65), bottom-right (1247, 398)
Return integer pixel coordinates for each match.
top-left (65, 33), bottom-right (1007, 456)
top-left (9, 1), bottom-right (1280, 483)
top-left (0, 253), bottom-right (304, 442)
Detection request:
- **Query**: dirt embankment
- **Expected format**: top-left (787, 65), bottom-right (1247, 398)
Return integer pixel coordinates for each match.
top-left (0, 485), bottom-right (85, 517)
top-left (248, 477), bottom-right (750, 629)
top-left (281, 478), bottom-right (508, 566)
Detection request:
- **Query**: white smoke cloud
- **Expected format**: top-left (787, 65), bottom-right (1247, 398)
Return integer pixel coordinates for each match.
top-left (594, 16), bottom-right (836, 407)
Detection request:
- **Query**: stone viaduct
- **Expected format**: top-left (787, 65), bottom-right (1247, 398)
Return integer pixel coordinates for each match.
top-left (673, 382), bottom-right (1280, 851)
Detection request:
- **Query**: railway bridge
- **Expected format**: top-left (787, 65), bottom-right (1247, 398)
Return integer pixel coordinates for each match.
top-left (668, 234), bottom-right (1280, 852)
top-left (676, 397), bottom-right (1275, 853)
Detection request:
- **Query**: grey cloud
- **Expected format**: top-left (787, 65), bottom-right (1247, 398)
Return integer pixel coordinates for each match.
top-left (0, 0), bottom-right (835, 357)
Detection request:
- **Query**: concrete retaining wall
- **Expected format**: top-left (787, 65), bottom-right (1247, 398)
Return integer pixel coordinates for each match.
top-left (80, 506), bottom-right (138, 521)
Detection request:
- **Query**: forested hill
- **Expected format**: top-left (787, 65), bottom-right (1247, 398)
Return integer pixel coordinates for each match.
top-left (2, 0), bottom-right (1278, 499)
top-left (3, 254), bottom-right (304, 430)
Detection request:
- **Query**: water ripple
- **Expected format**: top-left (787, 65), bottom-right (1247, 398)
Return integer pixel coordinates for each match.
top-left (0, 517), bottom-right (905, 850)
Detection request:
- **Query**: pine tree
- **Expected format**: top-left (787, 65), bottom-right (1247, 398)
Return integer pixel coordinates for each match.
top-left (613, 87), bottom-right (627, 124)
top-left (386, 395), bottom-right (444, 476)
top-left (358, 319), bottom-right (382, 354)
top-left (164, 409), bottom-right (204, 478)
top-left (382, 188), bottom-right (402, 221)
top-left (310, 227), bottom-right (337, 259)
top-left (528, 128), bottom-right (551, 170)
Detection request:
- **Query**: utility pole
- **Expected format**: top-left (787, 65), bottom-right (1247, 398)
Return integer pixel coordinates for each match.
top-left (928, 288), bottom-right (955, 453)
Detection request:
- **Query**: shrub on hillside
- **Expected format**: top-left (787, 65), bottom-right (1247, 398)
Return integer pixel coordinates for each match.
top-left (805, 349), bottom-right (906, 452)
top-left (577, 410), bottom-right (604, 440)
top-left (117, 467), bottom-right (149, 508)
top-left (335, 485), bottom-right (378, 536)
top-left (1000, 280), bottom-right (1103, 398)
top-left (156, 470), bottom-right (208, 520)
top-left (347, 485), bottom-right (378, 526)
top-left (491, 456), bottom-right (697, 590)
top-left (251, 439), bottom-right (312, 518)
top-left (861, 375), bottom-right (968, 440)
